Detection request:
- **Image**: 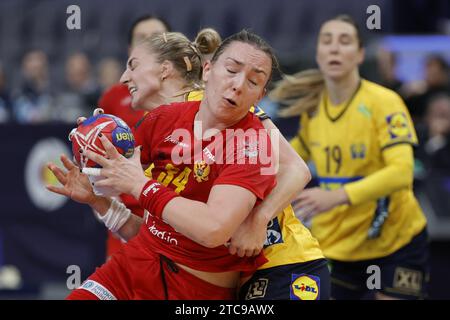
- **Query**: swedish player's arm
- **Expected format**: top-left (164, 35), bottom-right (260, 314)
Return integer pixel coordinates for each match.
top-left (227, 120), bottom-right (311, 257)
top-left (256, 119), bottom-right (311, 221)
top-left (294, 146), bottom-right (414, 216)
top-left (344, 144), bottom-right (414, 205)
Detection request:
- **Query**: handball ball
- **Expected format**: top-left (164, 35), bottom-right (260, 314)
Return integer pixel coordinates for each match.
top-left (70, 113), bottom-right (135, 168)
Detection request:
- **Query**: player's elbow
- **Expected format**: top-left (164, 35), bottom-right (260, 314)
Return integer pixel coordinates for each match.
top-left (298, 161), bottom-right (312, 186)
top-left (286, 158), bottom-right (311, 190)
top-left (198, 222), bottom-right (231, 248)
top-left (392, 161), bottom-right (414, 190)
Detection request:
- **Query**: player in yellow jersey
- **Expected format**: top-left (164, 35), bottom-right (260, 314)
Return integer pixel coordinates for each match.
top-left (58, 29), bottom-right (328, 299)
top-left (270, 15), bottom-right (429, 300)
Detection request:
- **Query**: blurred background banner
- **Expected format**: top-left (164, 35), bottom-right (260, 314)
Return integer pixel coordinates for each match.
top-left (0, 124), bottom-right (106, 298)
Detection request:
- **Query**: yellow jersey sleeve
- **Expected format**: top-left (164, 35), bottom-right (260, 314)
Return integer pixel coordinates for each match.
top-left (375, 93), bottom-right (418, 150)
top-left (344, 138), bottom-right (414, 206)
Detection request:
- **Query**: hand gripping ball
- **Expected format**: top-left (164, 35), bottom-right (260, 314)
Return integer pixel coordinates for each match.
top-left (69, 109), bottom-right (135, 168)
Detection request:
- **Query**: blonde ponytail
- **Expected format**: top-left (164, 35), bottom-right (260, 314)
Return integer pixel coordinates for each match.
top-left (270, 69), bottom-right (325, 117)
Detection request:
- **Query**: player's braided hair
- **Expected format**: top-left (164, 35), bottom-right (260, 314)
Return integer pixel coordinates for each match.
top-left (270, 14), bottom-right (363, 117)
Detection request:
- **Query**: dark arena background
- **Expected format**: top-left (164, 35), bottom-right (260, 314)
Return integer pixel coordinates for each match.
top-left (0, 0), bottom-right (449, 300)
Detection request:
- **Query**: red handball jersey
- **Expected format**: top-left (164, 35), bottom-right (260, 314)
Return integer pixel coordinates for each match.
top-left (98, 84), bottom-right (145, 128)
top-left (132, 100), bottom-right (276, 273)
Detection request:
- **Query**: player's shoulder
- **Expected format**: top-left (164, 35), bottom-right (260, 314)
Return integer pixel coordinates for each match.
top-left (361, 79), bottom-right (404, 106)
top-left (135, 101), bottom-right (199, 130)
top-left (166, 100), bottom-right (201, 114)
top-left (239, 112), bottom-right (266, 132)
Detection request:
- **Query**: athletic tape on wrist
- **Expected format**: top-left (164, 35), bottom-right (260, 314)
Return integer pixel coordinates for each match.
top-left (98, 199), bottom-right (132, 233)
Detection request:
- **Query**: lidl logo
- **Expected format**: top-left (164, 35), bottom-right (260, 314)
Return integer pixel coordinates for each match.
top-left (386, 112), bottom-right (411, 139)
top-left (290, 274), bottom-right (320, 300)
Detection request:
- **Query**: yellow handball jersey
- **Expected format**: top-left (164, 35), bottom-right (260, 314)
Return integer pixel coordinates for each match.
top-left (291, 79), bottom-right (427, 261)
top-left (185, 90), bottom-right (324, 269)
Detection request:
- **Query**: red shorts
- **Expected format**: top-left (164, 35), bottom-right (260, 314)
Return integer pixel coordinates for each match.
top-left (67, 238), bottom-right (236, 300)
top-left (106, 231), bottom-right (124, 259)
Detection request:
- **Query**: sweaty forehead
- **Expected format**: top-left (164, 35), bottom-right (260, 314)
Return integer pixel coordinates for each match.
top-left (221, 42), bottom-right (272, 72)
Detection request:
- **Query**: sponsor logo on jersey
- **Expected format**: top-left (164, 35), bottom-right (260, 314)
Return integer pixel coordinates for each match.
top-left (142, 182), bottom-right (161, 196)
top-left (350, 143), bottom-right (366, 159)
top-left (80, 280), bottom-right (117, 300)
top-left (264, 217), bottom-right (283, 247)
top-left (290, 274), bottom-right (320, 300)
top-left (245, 278), bottom-right (269, 300)
top-left (147, 220), bottom-right (179, 246)
top-left (358, 104), bottom-right (372, 118)
top-left (193, 160), bottom-right (210, 182)
top-left (202, 147), bottom-right (215, 163)
top-left (164, 134), bottom-right (189, 148)
top-left (386, 112), bottom-right (411, 139)
top-left (393, 267), bottom-right (423, 294)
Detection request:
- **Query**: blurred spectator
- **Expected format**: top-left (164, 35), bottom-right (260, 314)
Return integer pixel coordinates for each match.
top-left (376, 48), bottom-right (404, 93)
top-left (404, 54), bottom-right (450, 123)
top-left (0, 63), bottom-right (12, 123)
top-left (12, 50), bottom-right (54, 123)
top-left (97, 57), bottom-right (122, 92)
top-left (415, 94), bottom-right (450, 176)
top-left (128, 15), bottom-right (171, 48)
top-left (53, 52), bottom-right (100, 123)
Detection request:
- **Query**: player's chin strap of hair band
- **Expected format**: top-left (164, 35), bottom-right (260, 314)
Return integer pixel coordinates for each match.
top-left (138, 180), bottom-right (180, 220)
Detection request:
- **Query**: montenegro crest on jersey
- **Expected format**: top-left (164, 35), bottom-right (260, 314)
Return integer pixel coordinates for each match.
top-left (193, 160), bottom-right (210, 182)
